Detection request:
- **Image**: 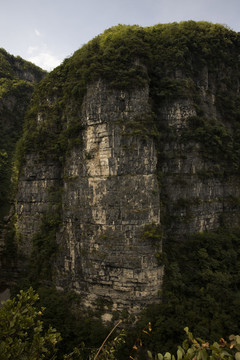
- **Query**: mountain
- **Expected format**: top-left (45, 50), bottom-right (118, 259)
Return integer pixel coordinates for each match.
top-left (2, 22), bottom-right (240, 327)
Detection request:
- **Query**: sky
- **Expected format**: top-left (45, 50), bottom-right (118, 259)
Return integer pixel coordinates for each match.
top-left (1, 0), bottom-right (240, 71)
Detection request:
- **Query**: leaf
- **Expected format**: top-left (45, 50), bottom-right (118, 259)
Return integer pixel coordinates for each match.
top-left (164, 352), bottom-right (172, 360)
top-left (148, 322), bottom-right (152, 332)
top-left (199, 349), bottom-right (208, 360)
top-left (147, 350), bottom-right (153, 359)
top-left (177, 349), bottom-right (183, 360)
top-left (187, 348), bottom-right (195, 358)
top-left (157, 354), bottom-right (164, 360)
top-left (235, 352), bottom-right (240, 360)
top-left (220, 350), bottom-right (232, 359)
top-left (236, 336), bottom-right (240, 345)
top-left (143, 330), bottom-right (150, 335)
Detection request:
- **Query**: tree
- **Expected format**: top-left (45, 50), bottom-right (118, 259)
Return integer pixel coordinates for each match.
top-left (0, 287), bottom-right (61, 360)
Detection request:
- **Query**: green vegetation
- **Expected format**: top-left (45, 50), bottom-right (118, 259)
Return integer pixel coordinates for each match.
top-left (16, 21), bottom-right (240, 169)
top-left (3, 287), bottom-right (122, 359)
top-left (138, 227), bottom-right (240, 354)
top-left (11, 227), bottom-right (240, 359)
top-left (179, 116), bottom-right (240, 175)
top-left (147, 327), bottom-right (240, 360)
top-left (1, 288), bottom-right (240, 360)
top-left (0, 80), bottom-right (33, 220)
top-left (0, 48), bottom-right (45, 81)
top-left (0, 48), bottom-right (45, 221)
top-left (0, 287), bottom-right (61, 360)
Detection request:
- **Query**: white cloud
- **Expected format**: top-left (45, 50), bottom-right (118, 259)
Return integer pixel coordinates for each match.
top-left (35, 29), bottom-right (41, 37)
top-left (27, 46), bottom-right (39, 55)
top-left (27, 42), bottom-right (62, 71)
top-left (28, 52), bottom-right (62, 71)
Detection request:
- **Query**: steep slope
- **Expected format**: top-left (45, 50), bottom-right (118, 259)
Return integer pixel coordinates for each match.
top-left (13, 21), bottom-right (240, 314)
top-left (0, 49), bottom-right (46, 286)
top-left (0, 49), bottom-right (46, 218)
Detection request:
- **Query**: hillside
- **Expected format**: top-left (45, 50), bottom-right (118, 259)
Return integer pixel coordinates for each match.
top-left (0, 49), bottom-right (46, 219)
top-left (1, 21), bottom-right (240, 353)
top-left (0, 49), bottom-right (46, 285)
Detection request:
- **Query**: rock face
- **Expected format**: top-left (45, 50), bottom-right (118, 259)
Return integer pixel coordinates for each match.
top-left (12, 22), bottom-right (240, 313)
top-left (159, 97), bottom-right (240, 237)
top-left (16, 81), bottom-right (162, 312)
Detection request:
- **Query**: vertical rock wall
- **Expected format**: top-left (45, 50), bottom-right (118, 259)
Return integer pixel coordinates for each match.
top-left (16, 81), bottom-right (163, 313)
top-left (57, 81), bottom-right (162, 312)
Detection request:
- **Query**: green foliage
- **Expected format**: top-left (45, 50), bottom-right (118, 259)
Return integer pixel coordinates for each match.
top-left (0, 48), bottom-right (45, 221)
top-left (89, 321), bottom-right (126, 360)
top-left (37, 287), bottom-right (109, 357)
top-left (141, 223), bottom-right (163, 244)
top-left (0, 80), bottom-right (33, 220)
top-left (16, 21), bottom-right (240, 170)
top-left (138, 227), bottom-right (240, 354)
top-left (0, 48), bottom-right (45, 81)
top-left (1, 215), bottom-right (17, 265)
top-left (0, 287), bottom-right (61, 360)
top-left (28, 214), bottom-right (60, 283)
top-left (147, 327), bottom-right (240, 360)
top-left (180, 116), bottom-right (240, 174)
top-left (93, 331), bottom-right (126, 360)
top-left (120, 111), bottom-right (160, 141)
top-left (0, 287), bottom-right (128, 360)
top-left (9, 284), bottom-right (112, 359)
top-left (26, 187), bottom-right (63, 285)
top-left (2, 288), bottom-right (240, 360)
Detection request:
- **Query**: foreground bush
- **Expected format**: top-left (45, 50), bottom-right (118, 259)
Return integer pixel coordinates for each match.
top-left (146, 327), bottom-right (240, 360)
top-left (0, 287), bottom-right (61, 359)
top-left (1, 288), bottom-right (240, 360)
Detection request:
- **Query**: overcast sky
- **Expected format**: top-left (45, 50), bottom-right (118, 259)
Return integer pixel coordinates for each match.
top-left (1, 0), bottom-right (240, 71)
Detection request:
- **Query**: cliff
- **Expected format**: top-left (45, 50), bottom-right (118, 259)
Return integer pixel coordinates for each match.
top-left (6, 22), bottom-right (240, 315)
top-left (0, 49), bottom-right (46, 286)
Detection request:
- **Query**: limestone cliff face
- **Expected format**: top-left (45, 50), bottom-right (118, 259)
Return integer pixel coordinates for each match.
top-left (16, 81), bottom-right (162, 312)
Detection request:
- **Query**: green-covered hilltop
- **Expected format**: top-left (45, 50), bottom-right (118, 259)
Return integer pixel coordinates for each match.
top-left (17, 21), bottom-right (240, 168)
